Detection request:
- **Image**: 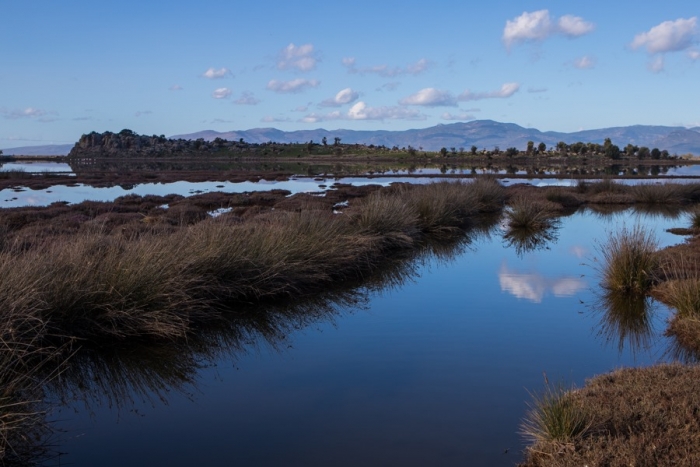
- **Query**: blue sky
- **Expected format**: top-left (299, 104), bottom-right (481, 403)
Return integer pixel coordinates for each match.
top-left (1, 0), bottom-right (699, 147)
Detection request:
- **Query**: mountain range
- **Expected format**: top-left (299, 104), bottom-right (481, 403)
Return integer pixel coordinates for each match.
top-left (3, 120), bottom-right (700, 156)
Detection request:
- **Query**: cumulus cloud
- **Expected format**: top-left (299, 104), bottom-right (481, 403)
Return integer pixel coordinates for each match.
top-left (1, 107), bottom-right (56, 120)
top-left (441, 112), bottom-right (476, 121)
top-left (573, 55), bottom-right (596, 69)
top-left (631, 17), bottom-right (697, 54)
top-left (399, 88), bottom-right (457, 107)
top-left (203, 67), bottom-right (231, 79)
top-left (134, 110), bottom-right (153, 117)
top-left (169, 84), bottom-right (183, 91)
top-left (344, 58), bottom-right (431, 77)
top-left (212, 87), bottom-right (233, 99)
top-left (233, 91), bottom-right (260, 105)
top-left (458, 82), bottom-right (520, 101)
top-left (300, 101), bottom-right (425, 123)
top-left (347, 102), bottom-right (424, 120)
top-left (558, 15), bottom-right (595, 37)
top-left (503, 10), bottom-right (594, 49)
top-left (277, 43), bottom-right (318, 71)
top-left (266, 78), bottom-right (320, 94)
top-left (319, 88), bottom-right (359, 107)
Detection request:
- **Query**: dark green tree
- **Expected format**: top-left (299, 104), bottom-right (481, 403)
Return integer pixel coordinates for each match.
top-left (526, 141), bottom-right (534, 155)
top-left (322, 136), bottom-right (327, 146)
top-left (637, 146), bottom-right (650, 160)
top-left (537, 142), bottom-right (546, 153)
top-left (470, 145), bottom-right (478, 155)
top-left (440, 147), bottom-right (448, 157)
top-left (651, 148), bottom-right (661, 159)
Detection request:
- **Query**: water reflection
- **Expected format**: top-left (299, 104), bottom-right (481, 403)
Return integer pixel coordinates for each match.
top-left (498, 262), bottom-right (587, 303)
top-left (503, 222), bottom-right (560, 256)
top-left (595, 290), bottom-right (656, 354)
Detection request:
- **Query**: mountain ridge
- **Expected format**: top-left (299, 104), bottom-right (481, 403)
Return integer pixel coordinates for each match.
top-left (3, 121), bottom-right (699, 156)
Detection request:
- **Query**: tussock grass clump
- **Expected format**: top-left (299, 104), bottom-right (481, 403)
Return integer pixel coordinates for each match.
top-left (506, 197), bottom-right (557, 230)
top-left (599, 225), bottom-right (659, 294)
top-left (353, 192), bottom-right (418, 239)
top-left (690, 208), bottom-right (700, 230)
top-left (630, 183), bottom-right (694, 204)
top-left (520, 364), bottom-right (700, 467)
top-left (521, 381), bottom-right (591, 445)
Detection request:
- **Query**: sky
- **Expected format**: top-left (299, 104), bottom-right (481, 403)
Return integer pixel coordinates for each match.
top-left (1, 0), bottom-right (699, 148)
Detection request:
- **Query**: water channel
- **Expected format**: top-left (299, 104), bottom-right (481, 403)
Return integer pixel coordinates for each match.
top-left (39, 204), bottom-right (686, 466)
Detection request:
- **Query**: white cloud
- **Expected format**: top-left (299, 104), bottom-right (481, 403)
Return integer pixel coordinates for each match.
top-left (400, 88), bottom-right (457, 107)
top-left (277, 43), bottom-right (318, 71)
top-left (503, 10), bottom-right (594, 49)
top-left (233, 91), bottom-right (260, 105)
top-left (319, 88), bottom-right (359, 107)
top-left (558, 15), bottom-right (595, 37)
top-left (648, 55), bottom-right (665, 73)
top-left (212, 88), bottom-right (232, 99)
top-left (347, 102), bottom-right (424, 120)
top-left (459, 82), bottom-right (520, 101)
top-left (2, 107), bottom-right (56, 120)
top-left (203, 67), bottom-right (231, 79)
top-left (266, 78), bottom-right (320, 94)
top-left (344, 58), bottom-right (431, 77)
top-left (631, 17), bottom-right (697, 54)
top-left (134, 110), bottom-right (152, 117)
top-left (300, 101), bottom-right (425, 123)
top-left (689, 50), bottom-right (700, 60)
top-left (441, 112), bottom-right (476, 121)
top-left (573, 55), bottom-right (596, 69)
top-left (169, 84), bottom-right (183, 91)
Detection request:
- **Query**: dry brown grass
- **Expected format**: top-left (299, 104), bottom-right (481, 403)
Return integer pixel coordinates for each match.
top-left (520, 364), bottom-right (700, 467)
top-left (599, 225), bottom-right (659, 294)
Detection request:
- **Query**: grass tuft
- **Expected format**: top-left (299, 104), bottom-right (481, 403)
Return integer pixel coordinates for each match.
top-left (599, 225), bottom-right (658, 294)
top-left (521, 380), bottom-right (591, 445)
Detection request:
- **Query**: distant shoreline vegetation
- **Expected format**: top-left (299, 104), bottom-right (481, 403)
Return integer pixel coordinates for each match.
top-left (67, 129), bottom-right (685, 161)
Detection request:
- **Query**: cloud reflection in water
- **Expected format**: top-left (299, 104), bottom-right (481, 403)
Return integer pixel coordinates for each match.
top-left (498, 262), bottom-right (587, 303)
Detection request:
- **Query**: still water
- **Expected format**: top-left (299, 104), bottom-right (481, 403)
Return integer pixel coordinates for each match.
top-left (46, 207), bottom-right (685, 466)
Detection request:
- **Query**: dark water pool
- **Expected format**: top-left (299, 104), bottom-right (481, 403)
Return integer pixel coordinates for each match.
top-left (46, 208), bottom-right (686, 466)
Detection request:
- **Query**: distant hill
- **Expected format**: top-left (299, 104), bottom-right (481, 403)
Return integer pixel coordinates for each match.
top-left (171, 120), bottom-right (700, 155)
top-left (0, 144), bottom-right (73, 156)
top-left (5, 121), bottom-right (700, 156)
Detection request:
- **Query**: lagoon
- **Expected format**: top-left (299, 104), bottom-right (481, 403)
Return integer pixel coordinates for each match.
top-left (47, 207), bottom-right (684, 466)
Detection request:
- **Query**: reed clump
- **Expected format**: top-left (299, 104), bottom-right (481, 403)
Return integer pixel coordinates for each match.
top-left (599, 225), bottom-right (659, 294)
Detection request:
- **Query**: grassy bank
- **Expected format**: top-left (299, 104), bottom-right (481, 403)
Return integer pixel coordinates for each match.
top-left (0, 179), bottom-right (504, 344)
top-left (520, 364), bottom-right (700, 467)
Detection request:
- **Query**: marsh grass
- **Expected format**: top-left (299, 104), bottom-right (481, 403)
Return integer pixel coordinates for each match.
top-left (505, 197), bottom-right (557, 230)
top-left (0, 179), bottom-right (507, 344)
top-left (521, 380), bottom-right (591, 445)
top-left (690, 208), bottom-right (700, 229)
top-left (630, 183), bottom-right (700, 204)
top-left (599, 225), bottom-right (659, 294)
top-left (520, 365), bottom-right (700, 467)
